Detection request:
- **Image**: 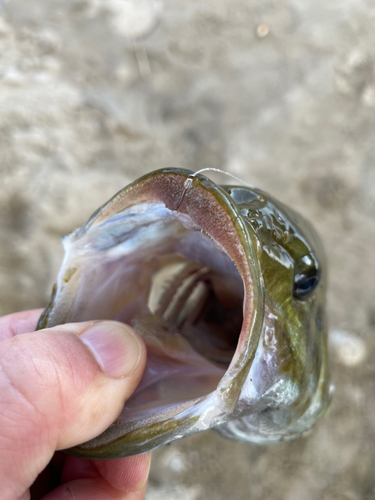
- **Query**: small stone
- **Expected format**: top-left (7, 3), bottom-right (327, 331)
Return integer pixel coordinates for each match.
top-left (3, 67), bottom-right (25, 86)
top-left (87, 0), bottom-right (163, 39)
top-left (329, 330), bottom-right (367, 367)
top-left (160, 448), bottom-right (187, 473)
top-left (256, 23), bottom-right (270, 38)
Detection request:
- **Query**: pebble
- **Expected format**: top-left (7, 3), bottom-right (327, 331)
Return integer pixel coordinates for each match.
top-left (329, 329), bottom-right (367, 367)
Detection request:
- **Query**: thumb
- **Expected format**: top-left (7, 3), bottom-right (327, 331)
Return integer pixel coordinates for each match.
top-left (0, 320), bottom-right (146, 500)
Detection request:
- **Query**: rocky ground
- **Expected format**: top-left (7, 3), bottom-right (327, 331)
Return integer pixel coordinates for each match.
top-left (1, 1), bottom-right (375, 498)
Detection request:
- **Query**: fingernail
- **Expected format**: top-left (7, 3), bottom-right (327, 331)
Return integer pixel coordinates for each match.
top-left (80, 321), bottom-right (142, 378)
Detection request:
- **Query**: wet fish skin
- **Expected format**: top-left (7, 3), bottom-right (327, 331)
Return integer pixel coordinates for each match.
top-left (216, 186), bottom-right (329, 443)
top-left (37, 169), bottom-right (330, 457)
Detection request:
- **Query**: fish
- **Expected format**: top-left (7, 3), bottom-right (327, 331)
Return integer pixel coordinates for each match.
top-left (37, 168), bottom-right (330, 459)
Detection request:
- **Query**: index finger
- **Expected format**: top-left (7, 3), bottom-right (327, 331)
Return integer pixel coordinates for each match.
top-left (0, 309), bottom-right (44, 343)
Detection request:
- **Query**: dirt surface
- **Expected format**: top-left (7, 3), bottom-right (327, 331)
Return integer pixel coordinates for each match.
top-left (1, 1), bottom-right (375, 498)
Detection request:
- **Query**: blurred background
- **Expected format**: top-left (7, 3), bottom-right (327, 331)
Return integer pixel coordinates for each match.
top-left (1, 0), bottom-right (375, 498)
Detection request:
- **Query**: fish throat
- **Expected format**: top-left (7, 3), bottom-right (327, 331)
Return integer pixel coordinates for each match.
top-left (147, 253), bottom-right (242, 365)
top-left (121, 215), bottom-right (245, 422)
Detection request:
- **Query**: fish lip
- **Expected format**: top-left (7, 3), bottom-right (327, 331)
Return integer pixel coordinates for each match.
top-left (38, 168), bottom-right (266, 457)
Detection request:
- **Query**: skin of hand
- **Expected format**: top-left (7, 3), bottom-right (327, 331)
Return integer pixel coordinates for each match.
top-left (0, 309), bottom-right (151, 500)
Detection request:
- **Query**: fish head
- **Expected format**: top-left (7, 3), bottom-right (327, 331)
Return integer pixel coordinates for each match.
top-left (37, 169), bottom-right (330, 457)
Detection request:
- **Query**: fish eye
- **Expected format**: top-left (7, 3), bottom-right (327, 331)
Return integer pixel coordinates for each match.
top-left (293, 274), bottom-right (320, 299)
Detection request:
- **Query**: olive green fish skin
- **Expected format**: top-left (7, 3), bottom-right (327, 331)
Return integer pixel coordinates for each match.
top-left (227, 184), bottom-right (326, 384)
top-left (38, 169), bottom-right (330, 457)
top-left (217, 185), bottom-right (329, 442)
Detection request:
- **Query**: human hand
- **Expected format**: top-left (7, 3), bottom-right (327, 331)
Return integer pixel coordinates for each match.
top-left (0, 309), bottom-right (150, 500)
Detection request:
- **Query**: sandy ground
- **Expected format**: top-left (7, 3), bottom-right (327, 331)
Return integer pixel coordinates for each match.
top-left (1, 1), bottom-right (375, 498)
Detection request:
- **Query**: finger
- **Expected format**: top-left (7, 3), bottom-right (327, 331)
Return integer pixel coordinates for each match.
top-left (0, 321), bottom-right (146, 500)
top-left (94, 453), bottom-right (151, 493)
top-left (41, 478), bottom-right (147, 500)
top-left (61, 453), bottom-right (151, 493)
top-left (0, 309), bottom-right (43, 342)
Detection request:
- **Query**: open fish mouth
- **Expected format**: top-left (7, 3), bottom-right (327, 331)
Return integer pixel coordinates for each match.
top-left (38, 168), bottom-right (330, 458)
